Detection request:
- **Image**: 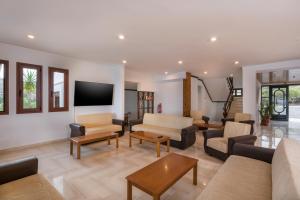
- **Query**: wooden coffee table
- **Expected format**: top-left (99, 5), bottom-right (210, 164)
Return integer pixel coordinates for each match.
top-left (126, 153), bottom-right (198, 200)
top-left (129, 131), bottom-right (170, 157)
top-left (70, 132), bottom-right (118, 159)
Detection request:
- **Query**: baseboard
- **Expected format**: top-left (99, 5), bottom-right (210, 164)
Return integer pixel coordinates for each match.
top-left (0, 138), bottom-right (69, 153)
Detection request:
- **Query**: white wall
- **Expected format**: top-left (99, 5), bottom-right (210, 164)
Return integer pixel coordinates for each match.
top-left (0, 43), bottom-right (124, 150)
top-left (202, 78), bottom-right (229, 101)
top-left (191, 77), bottom-right (223, 121)
top-left (125, 69), bottom-right (156, 91)
top-left (243, 59), bottom-right (300, 122)
top-left (155, 80), bottom-right (183, 115)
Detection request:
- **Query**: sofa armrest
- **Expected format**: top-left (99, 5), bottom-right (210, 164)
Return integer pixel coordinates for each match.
top-left (202, 116), bottom-right (210, 124)
top-left (239, 120), bottom-right (255, 134)
top-left (221, 118), bottom-right (234, 126)
top-left (112, 119), bottom-right (125, 135)
top-left (129, 119), bottom-right (143, 132)
top-left (180, 125), bottom-right (197, 148)
top-left (203, 130), bottom-right (224, 147)
top-left (232, 143), bottom-right (275, 164)
top-left (228, 135), bottom-right (257, 155)
top-left (69, 123), bottom-right (85, 137)
top-left (0, 157), bottom-right (38, 185)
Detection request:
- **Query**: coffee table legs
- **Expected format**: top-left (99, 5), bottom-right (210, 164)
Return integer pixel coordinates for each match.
top-left (116, 134), bottom-right (119, 148)
top-left (77, 144), bottom-right (81, 159)
top-left (167, 140), bottom-right (170, 152)
top-left (129, 135), bottom-right (132, 147)
top-left (156, 142), bottom-right (160, 157)
top-left (193, 164), bottom-right (197, 185)
top-left (127, 181), bottom-right (132, 200)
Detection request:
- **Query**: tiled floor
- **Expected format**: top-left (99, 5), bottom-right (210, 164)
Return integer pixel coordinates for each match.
top-left (0, 121), bottom-right (299, 200)
top-left (0, 132), bottom-right (222, 200)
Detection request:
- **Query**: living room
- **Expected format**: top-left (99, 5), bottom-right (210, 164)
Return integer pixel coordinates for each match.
top-left (1, 1), bottom-right (300, 200)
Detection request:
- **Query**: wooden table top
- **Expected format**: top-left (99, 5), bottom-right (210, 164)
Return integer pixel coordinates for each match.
top-left (130, 131), bottom-right (169, 143)
top-left (70, 132), bottom-right (117, 144)
top-left (126, 153), bottom-right (198, 196)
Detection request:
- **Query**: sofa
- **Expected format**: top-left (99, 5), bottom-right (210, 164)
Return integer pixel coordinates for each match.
top-left (197, 138), bottom-right (300, 200)
top-left (190, 111), bottom-right (210, 130)
top-left (221, 112), bottom-right (255, 134)
top-left (129, 113), bottom-right (197, 149)
top-left (0, 157), bottom-right (63, 200)
top-left (203, 121), bottom-right (257, 160)
top-left (69, 113), bottom-right (125, 137)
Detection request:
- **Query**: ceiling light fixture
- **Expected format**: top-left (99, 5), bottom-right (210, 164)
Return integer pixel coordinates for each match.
top-left (230, 73), bottom-right (234, 77)
top-left (118, 34), bottom-right (125, 40)
top-left (210, 37), bottom-right (217, 42)
top-left (122, 60), bottom-right (127, 64)
top-left (164, 72), bottom-right (168, 75)
top-left (234, 61), bottom-right (240, 65)
top-left (27, 34), bottom-right (35, 39)
top-left (178, 60), bottom-right (183, 65)
top-left (204, 71), bottom-right (208, 75)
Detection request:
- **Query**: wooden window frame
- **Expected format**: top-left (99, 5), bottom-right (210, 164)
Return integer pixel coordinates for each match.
top-left (16, 62), bottom-right (43, 114)
top-left (48, 67), bottom-right (69, 112)
top-left (0, 59), bottom-right (9, 115)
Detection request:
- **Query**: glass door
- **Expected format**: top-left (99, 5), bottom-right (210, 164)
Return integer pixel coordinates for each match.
top-left (270, 85), bottom-right (289, 121)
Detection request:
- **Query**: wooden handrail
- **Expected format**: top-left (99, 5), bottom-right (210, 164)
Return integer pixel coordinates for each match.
top-left (223, 77), bottom-right (234, 118)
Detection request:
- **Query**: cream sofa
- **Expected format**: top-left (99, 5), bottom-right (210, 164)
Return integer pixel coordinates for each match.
top-left (69, 113), bottom-right (124, 137)
top-left (129, 113), bottom-right (197, 149)
top-left (198, 138), bottom-right (300, 200)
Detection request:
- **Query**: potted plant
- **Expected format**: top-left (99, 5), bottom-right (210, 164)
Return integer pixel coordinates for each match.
top-left (259, 104), bottom-right (272, 126)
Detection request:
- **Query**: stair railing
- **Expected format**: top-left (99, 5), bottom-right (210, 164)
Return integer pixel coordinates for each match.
top-left (223, 77), bottom-right (234, 118)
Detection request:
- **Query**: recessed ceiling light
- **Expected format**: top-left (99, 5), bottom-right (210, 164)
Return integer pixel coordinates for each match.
top-left (178, 60), bottom-right (183, 65)
top-left (27, 34), bottom-right (35, 39)
top-left (234, 61), bottom-right (240, 65)
top-left (118, 34), bottom-right (125, 40)
top-left (230, 73), bottom-right (234, 77)
top-left (210, 37), bottom-right (217, 42)
top-left (204, 71), bottom-right (208, 75)
top-left (164, 71), bottom-right (168, 75)
top-left (122, 60), bottom-right (127, 64)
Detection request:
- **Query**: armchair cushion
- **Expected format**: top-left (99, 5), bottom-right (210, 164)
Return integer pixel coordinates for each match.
top-left (86, 125), bottom-right (122, 135)
top-left (75, 113), bottom-right (113, 127)
top-left (190, 111), bottom-right (203, 120)
top-left (223, 121), bottom-right (251, 138)
top-left (207, 138), bottom-right (228, 153)
top-left (234, 113), bottom-right (251, 122)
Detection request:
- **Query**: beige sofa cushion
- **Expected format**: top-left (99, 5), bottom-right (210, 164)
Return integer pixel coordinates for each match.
top-left (234, 113), bottom-right (251, 122)
top-left (223, 121), bottom-right (251, 138)
top-left (132, 124), bottom-right (181, 141)
top-left (272, 138), bottom-right (300, 200)
top-left (75, 113), bottom-right (113, 127)
top-left (0, 174), bottom-right (63, 200)
top-left (85, 124), bottom-right (122, 135)
top-left (143, 113), bottom-right (193, 130)
top-left (197, 155), bottom-right (272, 200)
top-left (207, 138), bottom-right (228, 153)
top-left (191, 111), bottom-right (203, 120)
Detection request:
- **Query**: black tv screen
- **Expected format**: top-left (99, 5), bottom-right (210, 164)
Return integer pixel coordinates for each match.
top-left (74, 81), bottom-right (113, 106)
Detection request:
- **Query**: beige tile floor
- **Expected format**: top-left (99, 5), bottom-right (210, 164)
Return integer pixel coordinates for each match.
top-left (0, 132), bottom-right (222, 200)
top-left (1, 121), bottom-right (298, 200)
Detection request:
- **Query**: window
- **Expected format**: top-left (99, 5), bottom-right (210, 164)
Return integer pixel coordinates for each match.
top-left (16, 62), bottom-right (42, 114)
top-left (0, 60), bottom-right (9, 115)
top-left (261, 86), bottom-right (270, 108)
top-left (48, 67), bottom-right (69, 112)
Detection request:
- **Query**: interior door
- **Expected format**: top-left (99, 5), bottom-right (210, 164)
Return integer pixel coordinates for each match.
top-left (270, 85), bottom-right (289, 121)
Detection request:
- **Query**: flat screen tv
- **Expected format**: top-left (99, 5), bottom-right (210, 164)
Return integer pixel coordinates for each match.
top-left (74, 81), bottom-right (113, 106)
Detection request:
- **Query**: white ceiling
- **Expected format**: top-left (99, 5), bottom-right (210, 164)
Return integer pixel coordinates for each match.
top-left (0, 0), bottom-right (300, 78)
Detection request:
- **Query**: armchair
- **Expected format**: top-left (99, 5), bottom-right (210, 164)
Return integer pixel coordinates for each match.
top-left (203, 121), bottom-right (257, 160)
top-left (221, 113), bottom-right (255, 134)
top-left (190, 111), bottom-right (210, 130)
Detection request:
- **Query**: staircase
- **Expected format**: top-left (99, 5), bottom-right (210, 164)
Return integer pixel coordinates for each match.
top-left (223, 77), bottom-right (234, 118)
top-left (227, 97), bottom-right (243, 118)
